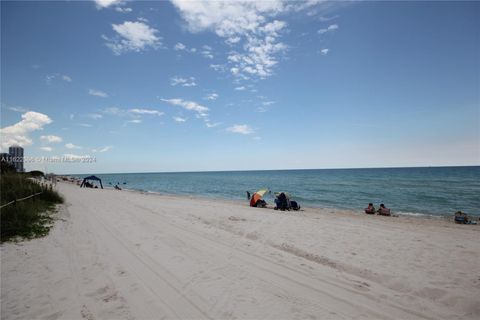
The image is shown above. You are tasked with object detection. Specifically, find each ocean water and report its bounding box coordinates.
[78,166,480,218]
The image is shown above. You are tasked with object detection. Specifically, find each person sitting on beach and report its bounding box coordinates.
[454,211,470,224]
[377,204,391,216]
[365,203,375,214]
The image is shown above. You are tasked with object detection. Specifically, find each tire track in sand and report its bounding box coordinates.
[122,201,436,320]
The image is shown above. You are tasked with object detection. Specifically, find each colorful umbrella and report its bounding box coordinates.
[250,188,269,206]
[255,189,269,197]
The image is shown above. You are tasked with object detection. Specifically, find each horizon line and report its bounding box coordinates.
[59,164,480,176]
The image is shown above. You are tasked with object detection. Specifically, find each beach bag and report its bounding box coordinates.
[256,199,267,208]
[291,201,300,211]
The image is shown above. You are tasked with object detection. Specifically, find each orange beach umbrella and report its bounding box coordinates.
[250,188,269,206]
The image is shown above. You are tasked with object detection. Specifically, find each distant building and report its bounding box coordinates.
[8,145,24,172]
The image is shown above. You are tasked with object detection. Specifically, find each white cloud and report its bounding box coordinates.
[45,74,56,84]
[129,108,164,116]
[210,64,226,72]
[320,48,330,55]
[86,113,103,120]
[88,89,109,98]
[171,1,284,36]
[170,76,197,87]
[115,7,132,13]
[202,52,214,59]
[260,20,286,37]
[257,100,275,112]
[65,143,82,149]
[174,42,187,50]
[102,107,164,120]
[204,93,219,101]
[205,122,221,128]
[201,45,214,59]
[40,135,63,143]
[8,106,29,113]
[171,1,288,80]
[318,24,338,34]
[102,107,124,116]
[127,119,142,124]
[319,15,340,22]
[160,98,209,118]
[45,73,72,84]
[78,123,93,127]
[105,21,162,55]
[226,124,255,135]
[94,0,123,9]
[171,1,341,81]
[173,42,198,53]
[0,111,52,150]
[173,116,187,122]
[256,107,268,113]
[40,146,53,152]
[235,86,246,91]
[225,36,241,45]
[98,146,113,152]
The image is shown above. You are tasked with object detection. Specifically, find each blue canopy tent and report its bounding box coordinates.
[80,175,103,189]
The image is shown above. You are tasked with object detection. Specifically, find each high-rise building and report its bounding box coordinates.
[8,145,24,172]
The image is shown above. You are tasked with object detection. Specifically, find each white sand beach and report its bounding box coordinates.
[1,182,479,320]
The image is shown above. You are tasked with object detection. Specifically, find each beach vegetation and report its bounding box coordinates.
[0,172,63,242]
[28,170,45,178]
[1,161,16,174]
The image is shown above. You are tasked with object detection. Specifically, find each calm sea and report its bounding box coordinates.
[77,166,480,218]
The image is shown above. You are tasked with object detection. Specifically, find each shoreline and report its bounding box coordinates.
[60,179,476,234]
[66,166,480,219]
[102,183,471,226]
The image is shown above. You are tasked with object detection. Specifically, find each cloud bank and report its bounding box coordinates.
[0,111,52,150]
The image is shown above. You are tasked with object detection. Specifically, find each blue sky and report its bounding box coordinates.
[1,0,479,174]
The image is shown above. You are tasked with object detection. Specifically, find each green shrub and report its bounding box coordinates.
[28,170,45,178]
[1,174,63,242]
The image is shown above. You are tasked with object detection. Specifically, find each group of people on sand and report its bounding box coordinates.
[454,211,477,224]
[365,203,391,216]
[83,181,98,188]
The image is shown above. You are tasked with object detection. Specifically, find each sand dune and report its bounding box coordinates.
[1,182,479,319]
